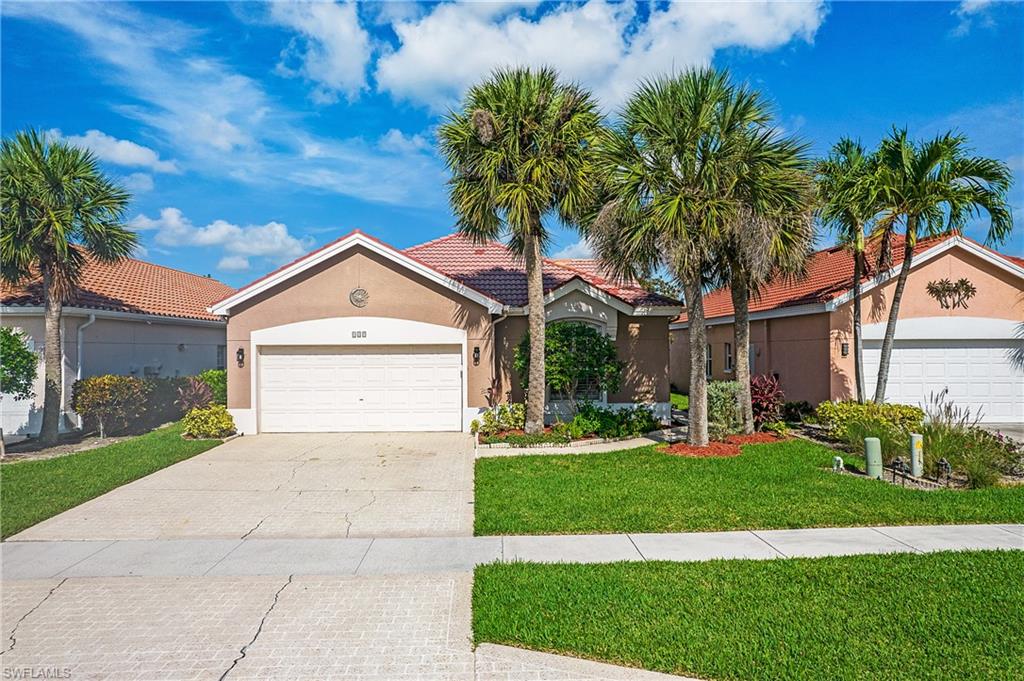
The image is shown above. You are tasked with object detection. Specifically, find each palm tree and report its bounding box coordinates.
[815,138,880,403]
[717,137,816,433]
[585,67,781,446]
[1,129,136,444]
[437,67,602,433]
[870,128,1013,404]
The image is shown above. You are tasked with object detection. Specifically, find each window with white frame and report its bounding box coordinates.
[706,343,712,378]
[724,342,733,372]
[547,319,608,402]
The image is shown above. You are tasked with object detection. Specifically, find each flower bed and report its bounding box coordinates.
[663,432,782,458]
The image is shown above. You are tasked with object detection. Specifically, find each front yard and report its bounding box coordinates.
[473,550,1024,681]
[474,438,1024,535]
[0,422,221,538]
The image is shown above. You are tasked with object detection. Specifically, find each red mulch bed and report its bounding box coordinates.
[664,432,782,458]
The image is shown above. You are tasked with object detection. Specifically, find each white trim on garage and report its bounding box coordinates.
[861,316,1020,341]
[229,316,471,435]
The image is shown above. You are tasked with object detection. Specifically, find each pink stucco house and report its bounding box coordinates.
[669,234,1024,424]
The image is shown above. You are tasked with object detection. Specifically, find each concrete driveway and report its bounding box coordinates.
[11,432,475,541]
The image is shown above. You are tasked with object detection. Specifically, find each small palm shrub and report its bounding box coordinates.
[176,377,213,413]
[816,400,924,440]
[750,374,784,430]
[72,375,150,437]
[182,403,236,439]
[707,381,742,440]
[198,369,227,405]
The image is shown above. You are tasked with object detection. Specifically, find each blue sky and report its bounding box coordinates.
[3,0,1022,286]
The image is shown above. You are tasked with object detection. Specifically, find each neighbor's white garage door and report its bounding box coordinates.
[259,345,462,432]
[864,340,1024,423]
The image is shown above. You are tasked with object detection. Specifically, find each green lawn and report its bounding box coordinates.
[474,439,1024,535]
[473,551,1024,681]
[670,391,688,410]
[1,423,221,539]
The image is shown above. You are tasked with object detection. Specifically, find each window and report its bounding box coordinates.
[216,345,226,370]
[550,376,603,402]
[724,343,733,372]
[706,343,712,378]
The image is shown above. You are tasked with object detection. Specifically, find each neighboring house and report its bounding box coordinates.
[209,230,682,434]
[669,234,1024,424]
[1,255,233,435]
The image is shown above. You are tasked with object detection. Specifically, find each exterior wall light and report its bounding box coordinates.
[473,346,480,366]
[841,342,849,357]
[236,347,245,367]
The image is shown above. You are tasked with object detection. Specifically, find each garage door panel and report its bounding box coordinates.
[864,339,1023,423]
[259,345,463,432]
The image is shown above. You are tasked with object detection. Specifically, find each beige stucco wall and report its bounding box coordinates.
[225,246,495,410]
[829,246,1024,400]
[669,245,1024,406]
[1,313,225,435]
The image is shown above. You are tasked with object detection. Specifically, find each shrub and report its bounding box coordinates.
[750,374,784,430]
[144,377,189,425]
[762,420,790,437]
[176,377,213,413]
[0,327,37,401]
[920,390,1013,488]
[475,403,526,436]
[72,375,150,437]
[842,415,908,462]
[198,369,227,405]
[574,402,659,439]
[182,403,236,439]
[707,381,741,438]
[815,400,924,441]
[783,400,813,424]
[514,321,623,412]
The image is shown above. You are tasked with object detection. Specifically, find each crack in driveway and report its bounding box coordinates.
[344,491,377,538]
[2,578,67,655]
[274,459,313,492]
[219,574,293,680]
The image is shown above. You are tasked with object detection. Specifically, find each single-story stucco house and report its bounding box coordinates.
[209,230,682,434]
[670,234,1024,424]
[1,255,233,435]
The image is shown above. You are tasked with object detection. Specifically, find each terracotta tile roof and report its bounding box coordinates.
[674,233,1021,324]
[405,233,681,308]
[1,253,234,322]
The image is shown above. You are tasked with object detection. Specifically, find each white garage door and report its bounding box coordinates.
[864,340,1024,423]
[259,345,462,432]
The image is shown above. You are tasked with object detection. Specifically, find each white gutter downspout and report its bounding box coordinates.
[74,314,97,427]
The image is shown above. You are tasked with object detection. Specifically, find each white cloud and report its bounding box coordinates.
[952,0,997,36]
[375,0,826,111]
[552,239,593,259]
[268,1,371,104]
[217,255,251,272]
[48,129,180,173]
[7,2,444,206]
[121,172,154,193]
[378,128,430,154]
[129,207,313,272]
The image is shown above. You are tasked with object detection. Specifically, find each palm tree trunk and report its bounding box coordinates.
[873,226,915,404]
[523,225,546,434]
[40,268,63,444]
[684,278,709,446]
[851,248,865,403]
[730,275,753,434]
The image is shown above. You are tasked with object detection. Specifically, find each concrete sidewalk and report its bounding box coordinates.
[4,523,1021,580]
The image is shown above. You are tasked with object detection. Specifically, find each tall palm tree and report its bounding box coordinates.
[870,128,1012,404]
[1,129,136,444]
[717,138,816,433]
[585,67,779,446]
[815,138,880,403]
[437,67,602,433]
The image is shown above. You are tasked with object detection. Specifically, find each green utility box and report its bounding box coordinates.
[864,437,883,479]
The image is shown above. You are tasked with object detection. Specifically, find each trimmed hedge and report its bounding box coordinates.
[182,403,236,439]
[815,400,924,440]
